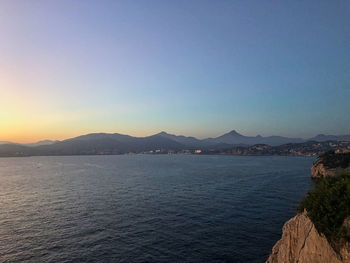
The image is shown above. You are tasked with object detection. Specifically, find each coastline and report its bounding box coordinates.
[266,152,350,263]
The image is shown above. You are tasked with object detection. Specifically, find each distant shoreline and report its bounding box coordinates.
[0,134,349,158]
[0,152,318,158]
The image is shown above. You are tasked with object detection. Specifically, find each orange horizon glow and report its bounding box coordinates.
[1,1,349,144]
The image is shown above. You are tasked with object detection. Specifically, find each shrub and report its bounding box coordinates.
[319,151,350,169]
[298,172,350,242]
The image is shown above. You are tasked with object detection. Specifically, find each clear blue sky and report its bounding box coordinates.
[1,0,349,142]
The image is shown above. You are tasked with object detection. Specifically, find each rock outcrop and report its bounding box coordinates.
[311,152,350,179]
[268,152,350,262]
[266,211,350,263]
[311,159,350,179]
[311,159,337,178]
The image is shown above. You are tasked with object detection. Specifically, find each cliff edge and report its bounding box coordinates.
[267,152,350,262]
[266,211,349,263]
[311,158,338,178]
[311,151,350,179]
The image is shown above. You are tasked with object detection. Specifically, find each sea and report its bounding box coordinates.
[0,155,315,263]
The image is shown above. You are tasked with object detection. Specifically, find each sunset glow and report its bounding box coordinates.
[1,1,350,143]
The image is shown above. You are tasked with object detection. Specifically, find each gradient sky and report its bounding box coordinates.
[1,0,350,143]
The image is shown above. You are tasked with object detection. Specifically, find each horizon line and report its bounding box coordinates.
[1,129,350,145]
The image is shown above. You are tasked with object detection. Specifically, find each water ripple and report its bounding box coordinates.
[0,155,314,262]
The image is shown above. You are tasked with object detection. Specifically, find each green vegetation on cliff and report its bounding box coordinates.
[319,151,350,168]
[298,171,350,241]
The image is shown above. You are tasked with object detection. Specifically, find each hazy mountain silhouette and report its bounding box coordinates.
[0,141,14,145]
[308,134,350,142]
[204,130,304,146]
[155,131,210,147]
[25,140,58,147]
[0,144,34,157]
[0,140,57,146]
[1,130,350,157]
[32,132,186,156]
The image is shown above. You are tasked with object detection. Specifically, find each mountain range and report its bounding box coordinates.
[1,130,350,157]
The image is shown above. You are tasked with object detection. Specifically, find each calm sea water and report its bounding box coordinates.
[0,155,314,263]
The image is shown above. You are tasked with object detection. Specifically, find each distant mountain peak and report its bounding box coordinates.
[156,131,172,137]
[24,139,58,147]
[227,130,243,136]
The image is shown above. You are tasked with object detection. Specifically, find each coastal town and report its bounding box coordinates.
[142,141,350,157]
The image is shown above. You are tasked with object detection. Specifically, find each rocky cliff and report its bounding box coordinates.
[267,152,350,262]
[266,211,350,263]
[311,152,350,179]
[311,158,338,178]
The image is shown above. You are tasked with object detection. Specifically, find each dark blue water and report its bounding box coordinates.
[0,155,314,263]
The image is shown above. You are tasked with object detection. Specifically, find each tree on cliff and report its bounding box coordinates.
[298,172,350,243]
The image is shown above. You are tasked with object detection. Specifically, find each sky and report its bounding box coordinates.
[1,0,350,143]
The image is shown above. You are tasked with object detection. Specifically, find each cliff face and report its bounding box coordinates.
[268,152,350,262]
[266,211,350,263]
[311,159,350,179]
[311,159,337,178]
